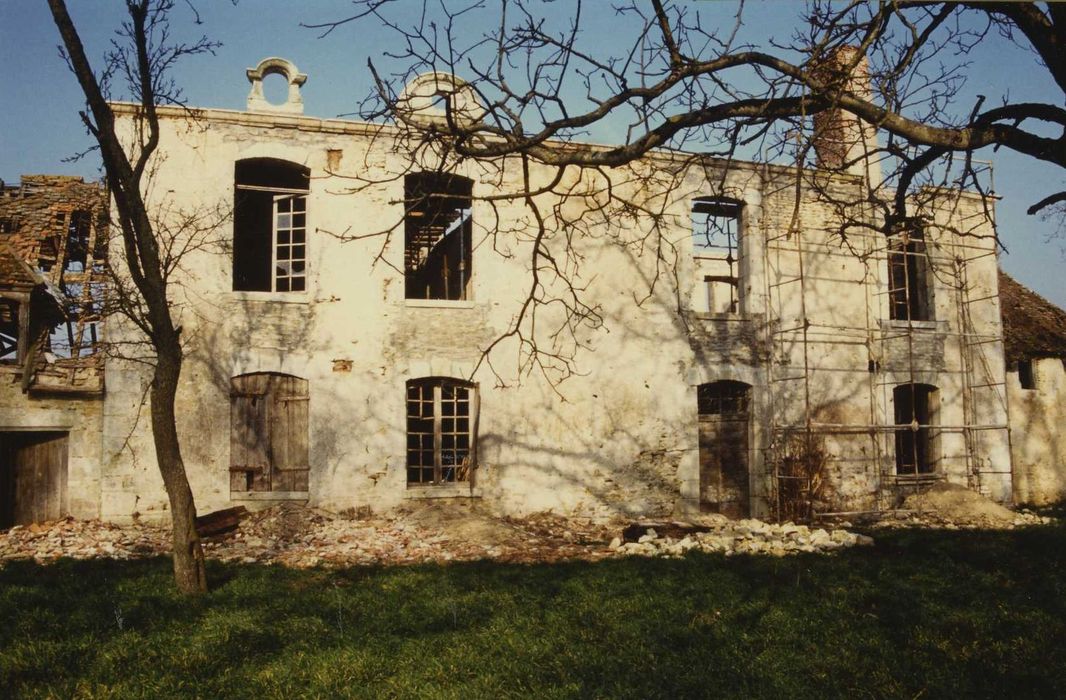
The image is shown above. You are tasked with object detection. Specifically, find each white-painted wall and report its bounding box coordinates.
[98,102,1012,523]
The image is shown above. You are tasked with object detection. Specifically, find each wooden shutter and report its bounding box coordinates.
[270,375,309,492]
[230,374,271,491]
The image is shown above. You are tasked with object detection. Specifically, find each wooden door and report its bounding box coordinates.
[0,431,69,527]
[231,373,309,492]
[698,382,751,517]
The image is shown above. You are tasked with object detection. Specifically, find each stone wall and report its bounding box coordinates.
[98,101,1012,523]
[1009,357,1066,505]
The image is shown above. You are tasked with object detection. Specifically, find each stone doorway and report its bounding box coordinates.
[0,431,69,527]
[698,381,751,517]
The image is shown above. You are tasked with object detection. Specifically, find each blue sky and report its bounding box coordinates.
[1,0,1062,307]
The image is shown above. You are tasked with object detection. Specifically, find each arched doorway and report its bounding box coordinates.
[697,380,752,517]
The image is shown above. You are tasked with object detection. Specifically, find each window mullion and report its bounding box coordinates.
[433,384,443,485]
[271,196,280,293]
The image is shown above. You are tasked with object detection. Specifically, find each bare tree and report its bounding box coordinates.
[47,0,219,594]
[315,1,1063,211]
[303,0,1062,381]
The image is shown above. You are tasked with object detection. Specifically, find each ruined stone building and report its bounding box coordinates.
[1,58,1062,527]
[0,175,107,526]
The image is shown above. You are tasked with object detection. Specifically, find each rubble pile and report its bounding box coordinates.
[1,495,1054,569]
[874,482,1054,530]
[0,517,169,563]
[0,503,619,569]
[609,517,874,558]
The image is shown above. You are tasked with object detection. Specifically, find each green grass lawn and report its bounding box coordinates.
[2,521,1066,699]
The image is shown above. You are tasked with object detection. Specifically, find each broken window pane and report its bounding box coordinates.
[406,377,477,485]
[697,380,750,417]
[888,229,933,321]
[233,159,310,292]
[404,173,473,300]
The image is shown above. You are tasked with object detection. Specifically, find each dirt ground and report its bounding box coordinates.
[0,488,1053,568]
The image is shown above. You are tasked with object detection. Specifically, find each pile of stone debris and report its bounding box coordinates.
[609,517,874,558]
[0,492,1054,569]
[873,482,1054,530]
[0,518,168,564]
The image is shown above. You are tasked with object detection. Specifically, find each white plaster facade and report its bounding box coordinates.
[1009,359,1066,504]
[75,67,1019,524]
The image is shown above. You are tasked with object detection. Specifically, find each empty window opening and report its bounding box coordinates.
[0,218,15,234]
[697,380,751,517]
[0,298,20,362]
[233,158,310,292]
[1018,360,1036,390]
[63,210,91,272]
[230,373,310,492]
[404,173,473,300]
[893,383,938,475]
[48,279,104,360]
[703,275,739,315]
[407,377,478,486]
[888,229,933,321]
[691,198,741,313]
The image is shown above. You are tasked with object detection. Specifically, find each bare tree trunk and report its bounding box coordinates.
[47,0,210,594]
[150,340,207,593]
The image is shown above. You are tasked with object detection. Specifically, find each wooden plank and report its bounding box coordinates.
[195,505,248,537]
[6,432,67,525]
[0,436,14,528]
[698,417,749,517]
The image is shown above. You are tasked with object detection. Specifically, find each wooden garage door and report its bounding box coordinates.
[697,382,751,518]
[0,431,69,528]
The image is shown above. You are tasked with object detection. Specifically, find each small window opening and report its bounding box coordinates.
[894,383,938,475]
[404,173,473,300]
[0,299,20,362]
[0,218,15,234]
[233,158,310,292]
[888,229,932,321]
[1018,360,1036,390]
[63,210,91,272]
[697,380,750,416]
[261,71,290,106]
[692,198,741,313]
[406,377,477,485]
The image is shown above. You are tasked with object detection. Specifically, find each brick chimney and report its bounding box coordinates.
[811,46,881,188]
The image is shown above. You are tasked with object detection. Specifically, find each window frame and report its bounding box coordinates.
[403,173,474,302]
[233,159,311,294]
[893,382,939,476]
[406,377,478,487]
[691,197,743,315]
[270,193,308,293]
[887,229,933,322]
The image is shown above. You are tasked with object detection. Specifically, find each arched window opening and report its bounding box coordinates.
[404,173,473,300]
[406,377,478,486]
[233,158,310,292]
[893,383,939,475]
[697,380,752,516]
[230,372,309,492]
